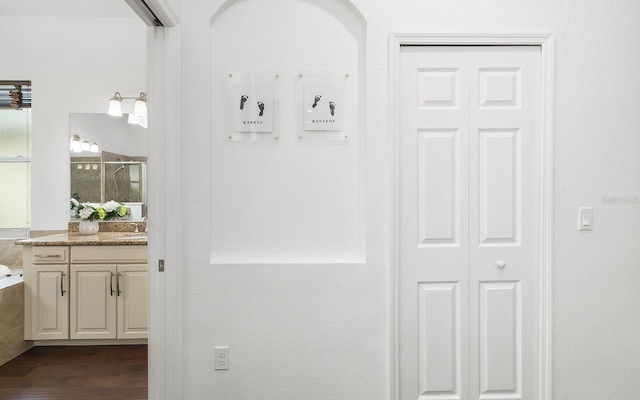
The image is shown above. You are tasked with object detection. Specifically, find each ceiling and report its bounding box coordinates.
[0,0,137,17]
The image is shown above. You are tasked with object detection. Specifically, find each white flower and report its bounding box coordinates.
[103,200,120,213]
[79,206,95,220]
[70,198,79,208]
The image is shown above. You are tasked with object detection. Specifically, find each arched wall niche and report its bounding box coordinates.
[209,0,367,264]
[210,0,366,29]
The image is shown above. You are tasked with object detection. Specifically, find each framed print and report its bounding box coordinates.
[226,72,279,143]
[295,72,350,143]
[303,80,344,131]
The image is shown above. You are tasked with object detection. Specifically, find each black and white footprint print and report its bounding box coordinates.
[257,102,265,117]
[312,95,321,108]
[329,101,336,116]
[240,95,248,110]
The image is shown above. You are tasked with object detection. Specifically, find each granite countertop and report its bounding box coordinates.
[16,232,148,246]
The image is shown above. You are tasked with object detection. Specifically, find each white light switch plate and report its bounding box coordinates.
[578,207,593,231]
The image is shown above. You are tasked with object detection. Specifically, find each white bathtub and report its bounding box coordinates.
[0,269,23,290]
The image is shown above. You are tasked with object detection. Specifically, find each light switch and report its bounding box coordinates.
[578,207,593,231]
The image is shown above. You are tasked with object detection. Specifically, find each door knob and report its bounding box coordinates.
[495,260,506,269]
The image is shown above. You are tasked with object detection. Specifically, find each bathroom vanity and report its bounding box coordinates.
[17,232,148,344]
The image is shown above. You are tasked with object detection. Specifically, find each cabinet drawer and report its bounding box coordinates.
[32,246,69,264]
[71,245,148,263]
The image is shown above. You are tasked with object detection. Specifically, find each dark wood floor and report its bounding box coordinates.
[0,345,147,399]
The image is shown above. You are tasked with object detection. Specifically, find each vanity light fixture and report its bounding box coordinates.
[70,135,100,154]
[108,92,123,117]
[108,91,148,128]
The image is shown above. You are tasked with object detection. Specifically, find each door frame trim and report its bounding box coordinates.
[147,25,184,400]
[388,33,555,400]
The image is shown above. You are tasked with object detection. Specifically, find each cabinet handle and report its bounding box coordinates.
[117,272,122,296]
[110,272,115,296]
[60,272,66,297]
[35,254,61,258]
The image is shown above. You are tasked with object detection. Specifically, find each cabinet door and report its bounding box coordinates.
[117,264,148,339]
[32,265,69,340]
[70,264,117,339]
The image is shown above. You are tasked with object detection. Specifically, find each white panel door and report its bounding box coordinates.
[399,46,540,400]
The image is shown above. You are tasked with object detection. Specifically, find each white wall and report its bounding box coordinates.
[0,16,146,230]
[178,0,640,398]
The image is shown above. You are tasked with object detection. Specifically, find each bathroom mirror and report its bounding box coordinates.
[69,113,148,220]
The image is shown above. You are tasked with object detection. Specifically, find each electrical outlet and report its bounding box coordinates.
[214,346,229,370]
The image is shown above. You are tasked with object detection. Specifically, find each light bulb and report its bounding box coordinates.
[89,140,99,153]
[81,139,90,151]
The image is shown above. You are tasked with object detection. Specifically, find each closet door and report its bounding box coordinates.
[399,47,471,400]
[467,47,540,400]
[398,46,540,400]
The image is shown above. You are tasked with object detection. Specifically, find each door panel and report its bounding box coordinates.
[478,129,521,245]
[33,266,69,340]
[478,281,521,396]
[399,46,540,400]
[400,47,470,400]
[418,129,461,246]
[418,282,461,397]
[468,48,540,400]
[70,264,117,339]
[117,264,149,339]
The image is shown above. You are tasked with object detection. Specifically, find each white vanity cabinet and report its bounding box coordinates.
[23,242,148,342]
[70,246,148,340]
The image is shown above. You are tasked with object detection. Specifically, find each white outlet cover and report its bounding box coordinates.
[214,346,229,370]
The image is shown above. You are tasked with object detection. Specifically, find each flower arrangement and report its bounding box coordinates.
[70,199,127,221]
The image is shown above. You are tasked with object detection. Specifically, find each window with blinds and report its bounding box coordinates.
[0,81,31,110]
[0,80,31,238]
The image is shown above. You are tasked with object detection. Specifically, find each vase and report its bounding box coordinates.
[79,219,99,235]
